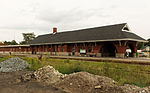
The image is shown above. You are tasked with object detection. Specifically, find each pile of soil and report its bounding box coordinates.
[53,72,126,93]
[121,84,150,93]
[19,65,150,93]
[54,72,150,93]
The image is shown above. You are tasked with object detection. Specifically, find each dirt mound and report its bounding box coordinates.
[54,72,127,93]
[20,66,150,93]
[121,84,150,93]
[21,65,65,85]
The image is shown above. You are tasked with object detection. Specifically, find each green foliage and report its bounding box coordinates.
[3,40,18,45]
[19,41,27,45]
[143,38,150,48]
[137,42,144,49]
[11,57,150,87]
[20,33,35,44]
[146,39,150,46]
[0,57,9,62]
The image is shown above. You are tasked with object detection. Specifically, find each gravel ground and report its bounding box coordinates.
[0,57,29,72]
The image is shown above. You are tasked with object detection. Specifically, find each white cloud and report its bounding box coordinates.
[0,0,150,42]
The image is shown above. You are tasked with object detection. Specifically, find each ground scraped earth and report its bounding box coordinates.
[0,70,66,93]
[1,57,150,93]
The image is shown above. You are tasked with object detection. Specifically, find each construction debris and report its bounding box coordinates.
[19,65,150,93]
[21,65,65,85]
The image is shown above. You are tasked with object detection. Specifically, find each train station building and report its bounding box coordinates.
[28,23,147,58]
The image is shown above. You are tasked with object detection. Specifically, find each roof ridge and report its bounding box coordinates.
[60,23,127,33]
[29,23,147,45]
[39,23,127,37]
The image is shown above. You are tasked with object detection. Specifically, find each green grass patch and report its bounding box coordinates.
[2,56,150,87]
[0,57,9,62]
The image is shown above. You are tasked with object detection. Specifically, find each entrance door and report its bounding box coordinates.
[126,44,134,57]
[101,43,116,57]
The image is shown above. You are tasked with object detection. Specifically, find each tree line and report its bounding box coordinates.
[138,39,150,49]
[2,33,35,45]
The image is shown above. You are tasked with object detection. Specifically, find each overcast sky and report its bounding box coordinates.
[0,0,150,42]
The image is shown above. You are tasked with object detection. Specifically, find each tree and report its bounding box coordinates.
[3,40,18,45]
[146,38,150,46]
[11,40,18,45]
[143,38,150,47]
[137,42,144,49]
[19,41,27,45]
[20,33,35,44]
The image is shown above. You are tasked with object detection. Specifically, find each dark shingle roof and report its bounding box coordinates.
[29,23,147,45]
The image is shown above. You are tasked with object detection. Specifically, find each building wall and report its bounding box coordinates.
[0,41,138,58]
[0,46,31,54]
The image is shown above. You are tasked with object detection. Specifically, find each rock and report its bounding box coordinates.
[16,79,21,83]
[33,65,65,85]
[20,65,66,85]
[70,83,72,86]
[95,85,102,89]
[21,73,35,82]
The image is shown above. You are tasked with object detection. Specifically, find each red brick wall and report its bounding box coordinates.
[92,45,102,53]
[114,44,127,53]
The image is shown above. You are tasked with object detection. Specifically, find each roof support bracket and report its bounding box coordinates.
[136,42,138,47]
[83,43,85,47]
[119,41,122,46]
[95,42,97,46]
[124,41,128,46]
[75,43,77,47]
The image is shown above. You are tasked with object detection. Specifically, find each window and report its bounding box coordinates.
[122,24,130,31]
[88,48,92,52]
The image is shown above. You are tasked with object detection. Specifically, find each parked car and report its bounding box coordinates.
[139,52,147,57]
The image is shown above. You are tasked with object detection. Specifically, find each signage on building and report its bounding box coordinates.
[80,49,86,53]
[146,46,149,51]
[126,49,131,53]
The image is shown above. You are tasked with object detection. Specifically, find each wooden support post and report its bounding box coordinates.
[124,41,128,46]
[119,41,122,46]
[95,42,97,46]
[136,42,138,47]
[83,43,85,47]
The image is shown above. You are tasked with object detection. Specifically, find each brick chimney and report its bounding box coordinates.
[53,27,57,34]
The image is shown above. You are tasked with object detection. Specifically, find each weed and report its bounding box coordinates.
[10,57,150,87]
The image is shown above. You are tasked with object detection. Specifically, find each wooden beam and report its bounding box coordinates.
[136,42,138,47]
[119,41,122,46]
[95,42,97,46]
[124,41,128,46]
[75,43,77,47]
[83,43,85,47]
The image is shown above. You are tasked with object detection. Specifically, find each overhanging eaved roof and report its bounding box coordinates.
[29,23,147,45]
[0,45,30,48]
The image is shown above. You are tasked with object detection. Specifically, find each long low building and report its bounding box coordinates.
[0,45,31,54]
[0,23,147,57]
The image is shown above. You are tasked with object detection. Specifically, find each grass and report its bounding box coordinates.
[0,57,9,62]
[1,56,150,87]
